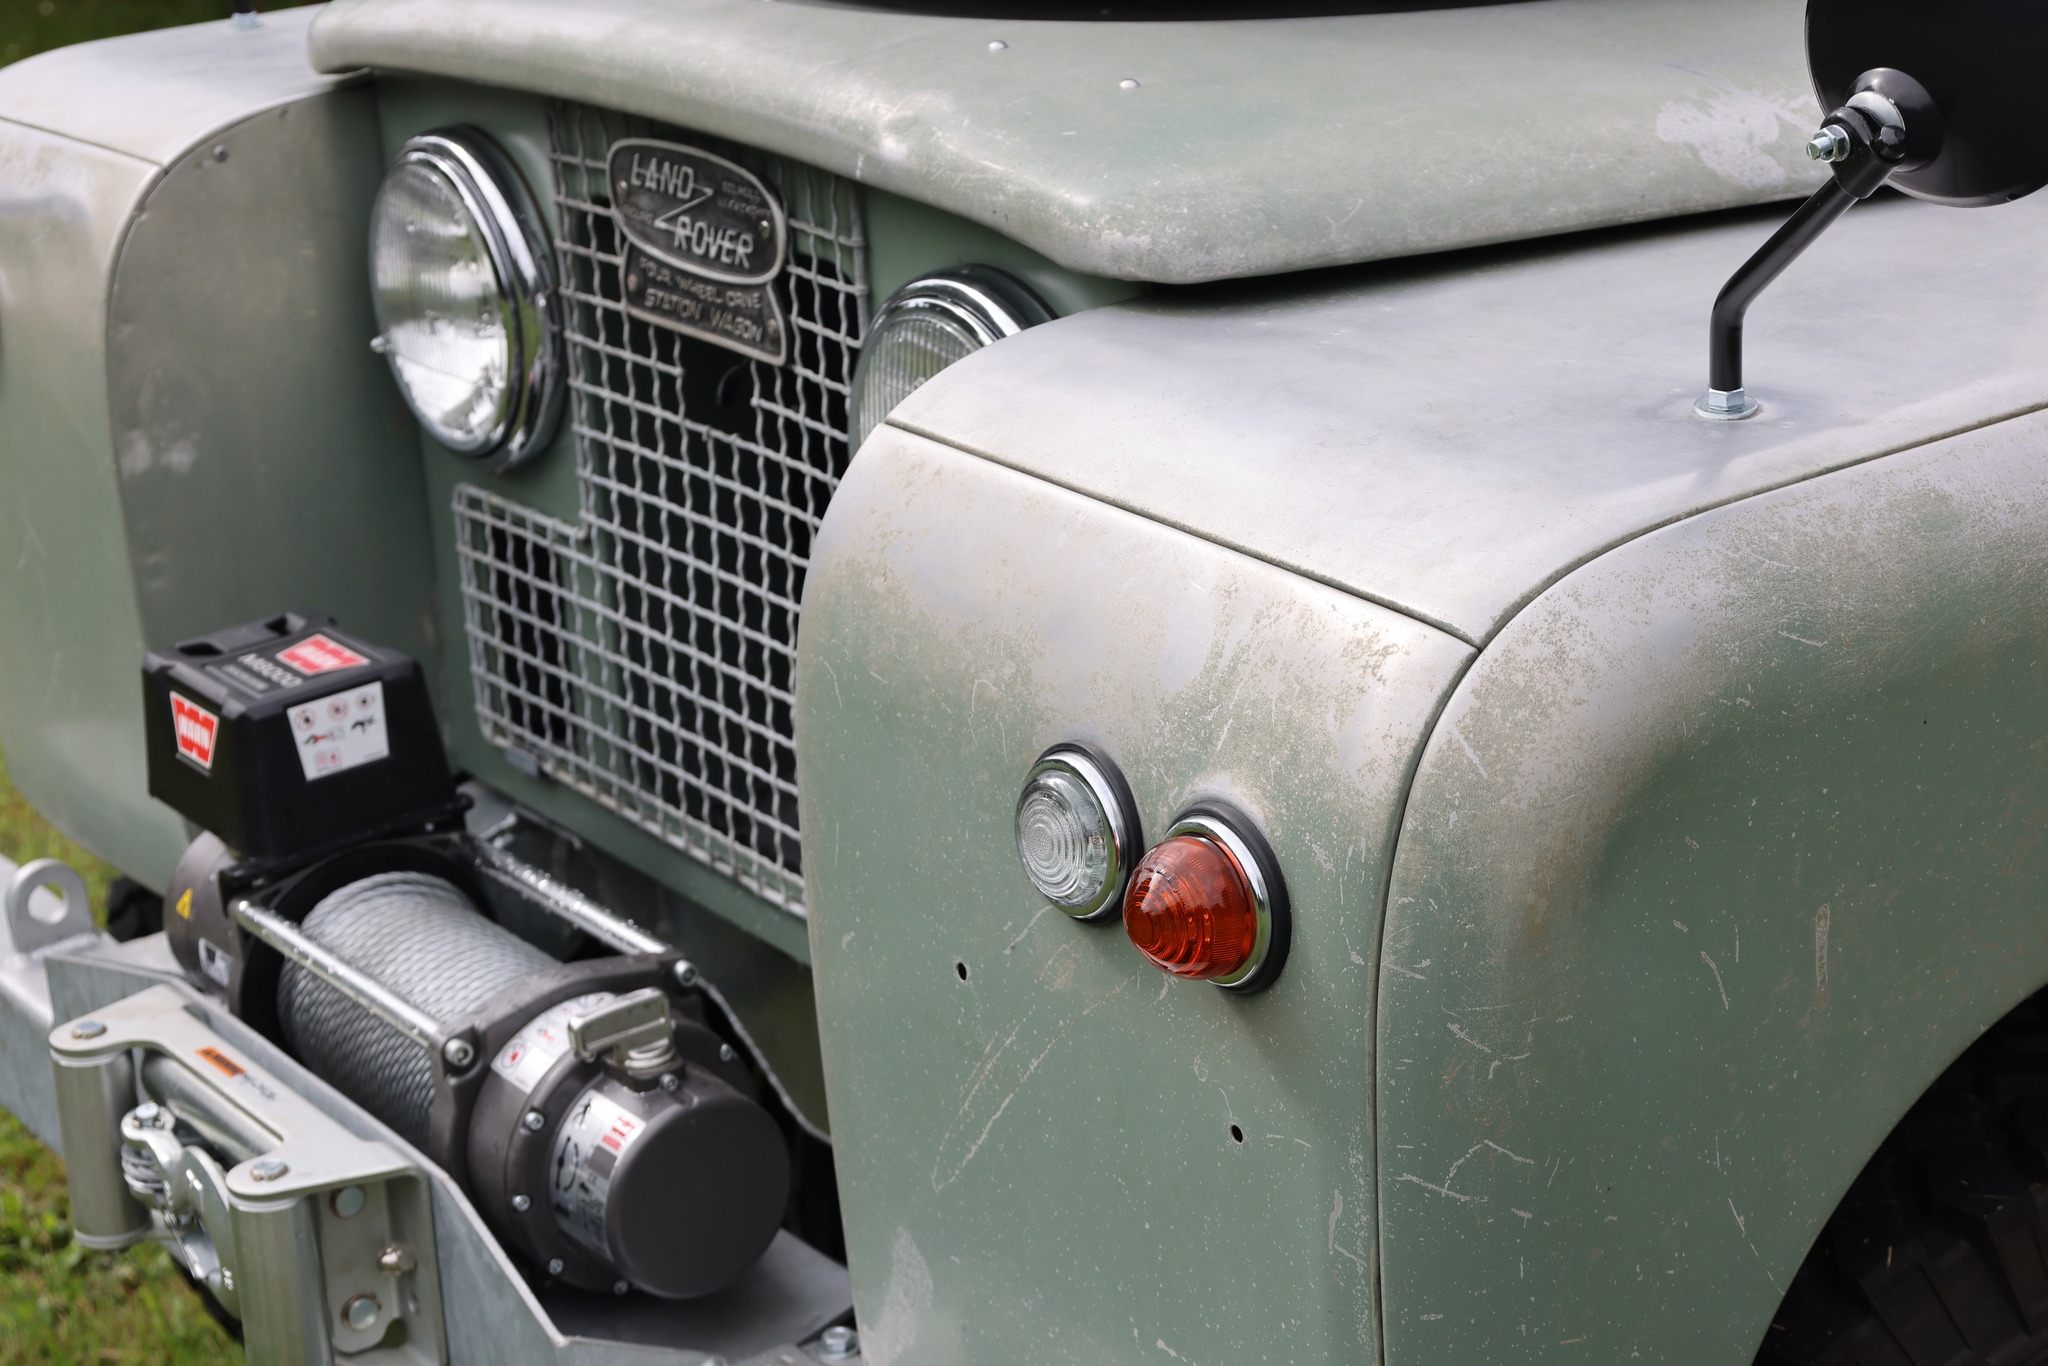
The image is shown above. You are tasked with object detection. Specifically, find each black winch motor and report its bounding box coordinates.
[146,611,792,1300]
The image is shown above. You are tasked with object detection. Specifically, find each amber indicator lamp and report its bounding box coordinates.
[1123,802,1289,993]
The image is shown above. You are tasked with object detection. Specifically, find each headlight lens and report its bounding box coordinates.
[370,129,561,470]
[849,265,1050,450]
[1014,745,1141,921]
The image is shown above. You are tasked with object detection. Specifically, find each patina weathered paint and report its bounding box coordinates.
[308,0,1827,284]
[1379,413,2048,1361]
[891,190,2048,645]
[800,429,1471,1364]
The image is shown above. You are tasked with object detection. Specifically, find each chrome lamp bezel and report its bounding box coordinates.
[1165,803,1291,993]
[1015,743,1143,923]
[370,127,564,472]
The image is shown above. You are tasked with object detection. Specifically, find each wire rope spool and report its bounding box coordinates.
[265,866,789,1299]
[278,872,556,1145]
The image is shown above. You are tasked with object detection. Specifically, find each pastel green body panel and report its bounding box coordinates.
[309,0,1826,284]
[0,13,430,890]
[1377,413,2048,1362]
[0,124,168,883]
[799,427,1472,1364]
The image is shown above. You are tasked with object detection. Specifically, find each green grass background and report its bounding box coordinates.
[0,6,323,1360]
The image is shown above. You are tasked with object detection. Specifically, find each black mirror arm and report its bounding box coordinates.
[1696,68,1938,421]
[1705,177,1858,404]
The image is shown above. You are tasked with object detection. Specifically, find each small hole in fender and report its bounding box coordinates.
[1229,1124,1245,1145]
[954,961,970,982]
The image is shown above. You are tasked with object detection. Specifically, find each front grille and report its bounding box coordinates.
[453,103,870,916]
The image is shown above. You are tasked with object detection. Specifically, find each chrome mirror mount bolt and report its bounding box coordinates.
[1807,123,1853,162]
[1693,386,1760,421]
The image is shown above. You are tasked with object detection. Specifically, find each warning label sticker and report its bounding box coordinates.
[287,681,391,781]
[492,992,617,1095]
[277,633,370,676]
[551,1085,646,1252]
[170,693,219,772]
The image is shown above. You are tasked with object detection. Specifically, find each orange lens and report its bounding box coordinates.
[1123,835,1259,980]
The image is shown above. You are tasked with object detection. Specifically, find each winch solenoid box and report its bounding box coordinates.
[142,611,459,862]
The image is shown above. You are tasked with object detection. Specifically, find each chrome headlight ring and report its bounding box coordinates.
[370,127,564,471]
[849,264,1052,450]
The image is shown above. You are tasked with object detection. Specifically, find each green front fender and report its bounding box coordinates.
[1377,408,2048,1361]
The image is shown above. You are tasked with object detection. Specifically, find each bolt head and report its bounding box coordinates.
[523,1109,546,1132]
[718,1043,737,1063]
[330,1185,367,1218]
[547,1258,565,1276]
[442,1037,476,1068]
[1694,387,1759,421]
[376,1243,418,1275]
[511,1193,532,1212]
[672,959,700,988]
[658,1073,680,1092]
[250,1157,289,1182]
[70,1020,106,1040]
[133,1102,162,1127]
[819,1324,860,1359]
[1806,124,1851,163]
[342,1293,381,1332]
[612,1279,630,1296]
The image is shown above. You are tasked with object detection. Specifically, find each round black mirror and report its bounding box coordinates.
[1809,0,2048,206]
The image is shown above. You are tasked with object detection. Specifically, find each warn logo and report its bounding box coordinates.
[170,693,219,772]
[277,633,369,676]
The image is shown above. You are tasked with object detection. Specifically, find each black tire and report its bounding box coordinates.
[1758,996,2048,1366]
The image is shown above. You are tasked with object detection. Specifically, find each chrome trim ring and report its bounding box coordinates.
[849,264,1052,447]
[1016,743,1142,923]
[1166,803,1291,993]
[372,127,564,471]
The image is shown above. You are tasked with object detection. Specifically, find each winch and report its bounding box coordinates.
[145,612,793,1301]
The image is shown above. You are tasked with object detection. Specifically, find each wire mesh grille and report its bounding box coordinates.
[453,103,869,916]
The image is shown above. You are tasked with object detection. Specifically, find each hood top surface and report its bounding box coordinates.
[892,191,2048,645]
[311,0,1827,284]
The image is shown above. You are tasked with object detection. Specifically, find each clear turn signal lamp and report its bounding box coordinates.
[1014,745,1141,922]
[1124,804,1290,993]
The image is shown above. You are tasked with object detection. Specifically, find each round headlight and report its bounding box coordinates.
[1014,744,1141,922]
[849,265,1051,450]
[370,128,562,470]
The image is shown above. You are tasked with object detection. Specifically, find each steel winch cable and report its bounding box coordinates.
[276,872,555,1146]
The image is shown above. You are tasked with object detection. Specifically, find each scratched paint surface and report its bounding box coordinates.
[1378,411,2048,1362]
[799,430,1471,1365]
